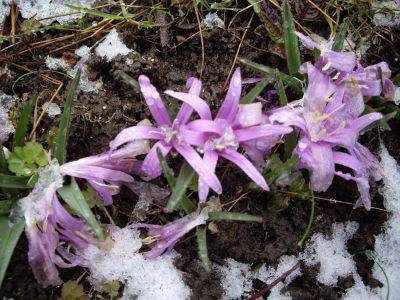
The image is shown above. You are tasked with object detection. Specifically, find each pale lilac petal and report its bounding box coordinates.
[62,165,134,183]
[383,78,395,100]
[139,75,172,126]
[186,119,225,135]
[343,90,365,118]
[295,31,320,50]
[109,125,163,150]
[198,150,218,202]
[235,124,293,143]
[350,112,382,133]
[174,143,222,194]
[88,179,114,206]
[351,142,382,181]
[324,50,356,72]
[142,141,172,180]
[176,77,202,124]
[322,128,357,148]
[269,108,307,132]
[179,126,208,147]
[219,149,269,191]
[305,143,335,192]
[234,102,263,128]
[164,90,212,120]
[333,151,363,174]
[216,68,242,122]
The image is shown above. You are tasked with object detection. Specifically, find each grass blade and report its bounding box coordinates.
[58,178,104,240]
[13,95,37,149]
[165,162,195,212]
[119,71,140,93]
[65,4,126,20]
[239,58,303,95]
[55,70,80,164]
[0,148,7,173]
[0,217,25,288]
[0,174,30,189]
[240,80,269,104]
[208,211,262,223]
[157,149,196,214]
[332,19,349,52]
[282,0,301,75]
[246,0,261,13]
[197,225,211,270]
[0,201,12,216]
[298,188,315,246]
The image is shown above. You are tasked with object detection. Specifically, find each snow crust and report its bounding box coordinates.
[95,29,133,62]
[372,1,400,27]
[16,0,96,25]
[46,45,103,93]
[83,227,191,300]
[42,102,61,117]
[0,0,11,24]
[202,12,225,29]
[0,91,16,142]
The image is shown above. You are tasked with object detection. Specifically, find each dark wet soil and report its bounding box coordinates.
[1,5,399,300]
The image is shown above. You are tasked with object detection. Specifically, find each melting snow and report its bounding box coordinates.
[95,29,133,62]
[0,0,11,24]
[46,45,103,93]
[16,0,96,25]
[83,227,191,300]
[0,91,16,143]
[372,1,400,27]
[42,102,61,117]
[202,12,225,29]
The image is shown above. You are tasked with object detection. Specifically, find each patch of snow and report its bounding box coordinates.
[0,0,11,24]
[301,221,359,286]
[16,0,96,25]
[83,227,191,300]
[95,29,133,62]
[42,102,61,117]
[46,45,103,93]
[0,91,17,143]
[217,258,253,299]
[372,1,400,27]
[202,12,225,29]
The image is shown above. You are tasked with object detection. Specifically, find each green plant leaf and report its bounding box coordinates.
[58,178,104,240]
[208,211,263,223]
[13,95,37,149]
[298,188,315,246]
[197,225,211,270]
[55,70,81,164]
[332,19,349,52]
[65,4,128,20]
[0,201,12,216]
[282,0,301,75]
[119,71,140,93]
[240,80,269,104]
[7,142,47,176]
[239,58,303,95]
[165,162,195,212]
[0,147,7,173]
[0,174,30,189]
[246,0,261,13]
[0,217,25,288]
[264,155,300,183]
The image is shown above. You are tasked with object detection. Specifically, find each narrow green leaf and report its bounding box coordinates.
[119,71,141,93]
[0,147,7,173]
[365,250,390,300]
[240,80,269,104]
[0,201,12,215]
[55,70,80,164]
[13,95,37,149]
[208,211,263,223]
[65,4,126,20]
[0,217,25,288]
[282,0,301,75]
[239,58,303,95]
[157,149,196,214]
[58,178,104,240]
[363,105,397,132]
[276,72,288,106]
[298,188,315,246]
[165,162,195,212]
[246,0,261,13]
[0,174,30,189]
[332,20,349,52]
[197,225,211,270]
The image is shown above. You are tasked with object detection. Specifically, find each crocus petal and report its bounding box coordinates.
[174,143,222,194]
[176,77,202,124]
[164,90,212,120]
[324,50,356,73]
[179,126,208,147]
[219,149,269,191]
[322,128,357,149]
[383,78,395,100]
[62,165,134,183]
[295,31,320,50]
[350,112,382,134]
[216,68,242,123]
[307,143,335,192]
[142,141,172,180]
[269,108,307,132]
[235,124,293,143]
[343,90,365,118]
[186,119,225,135]
[88,180,114,206]
[234,102,263,128]
[333,151,363,174]
[109,125,163,150]
[351,142,382,181]
[139,75,172,126]
[198,150,218,202]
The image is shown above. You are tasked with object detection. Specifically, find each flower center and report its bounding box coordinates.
[160,119,182,144]
[205,126,238,152]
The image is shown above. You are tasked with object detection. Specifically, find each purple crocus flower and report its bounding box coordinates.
[61,139,149,206]
[270,63,382,209]
[109,76,222,195]
[167,68,293,202]
[17,160,92,286]
[295,31,356,72]
[133,209,208,258]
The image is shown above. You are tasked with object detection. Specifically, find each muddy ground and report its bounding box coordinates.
[0,7,399,299]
